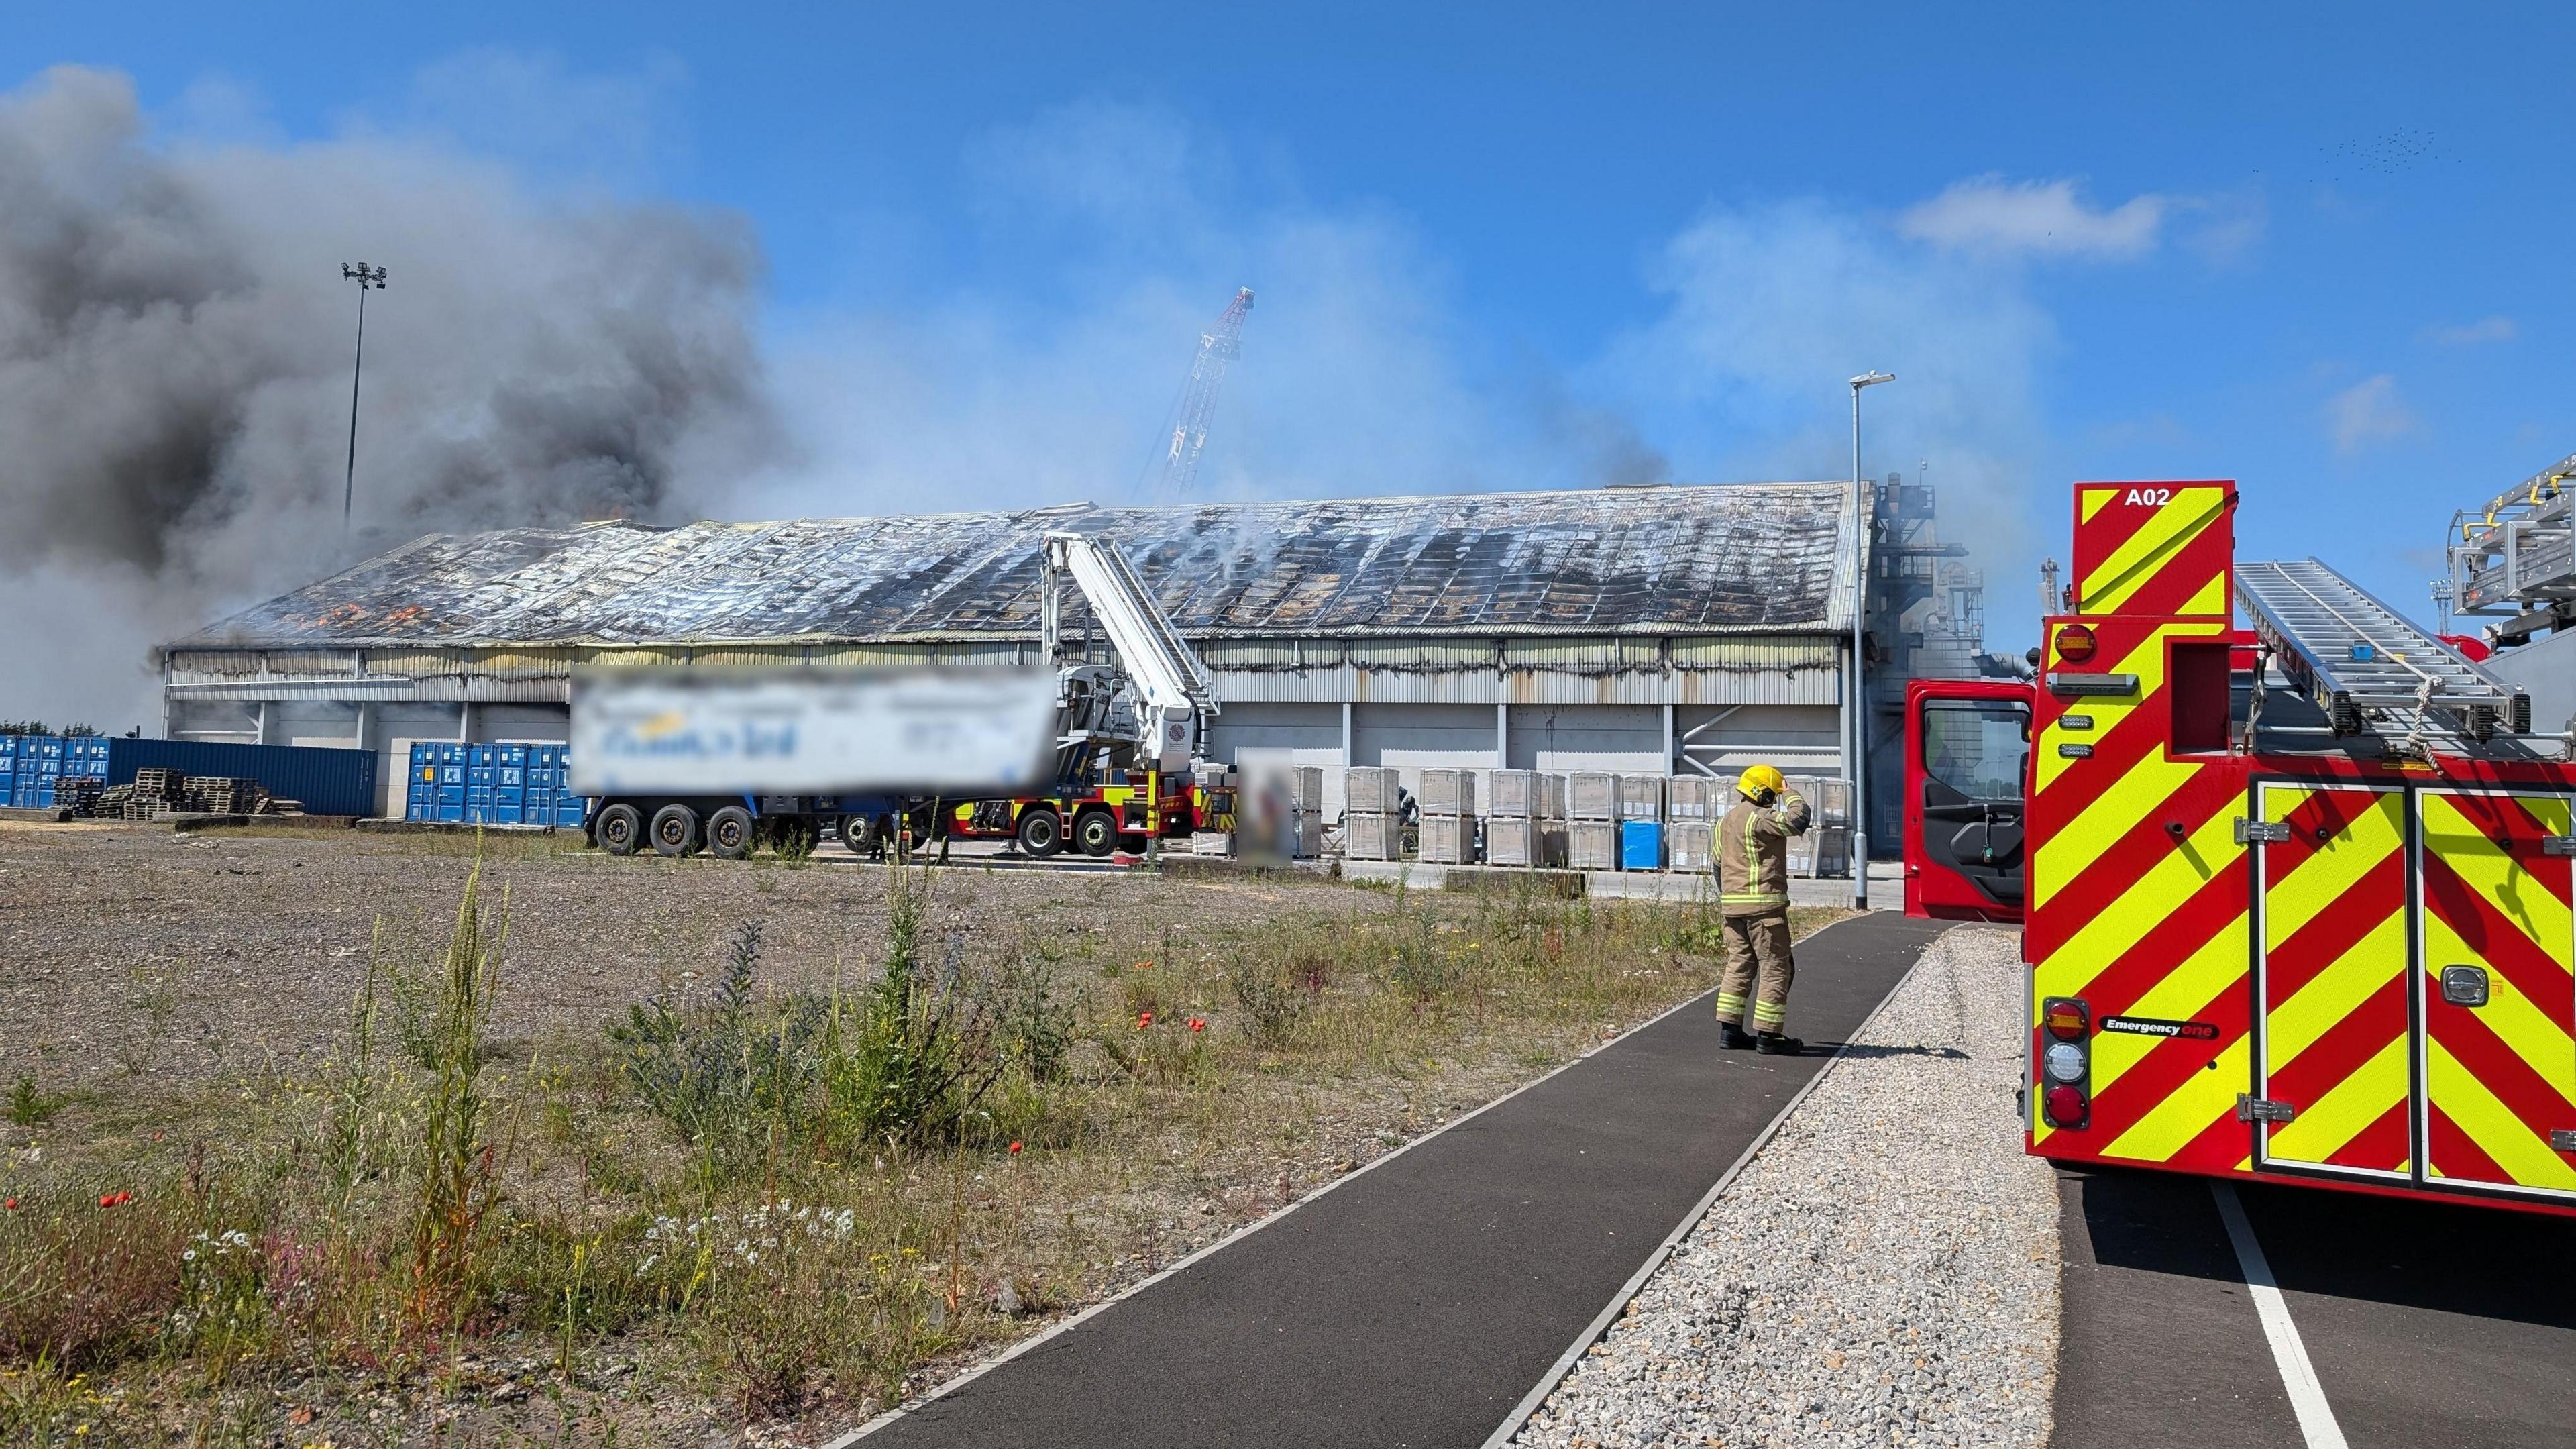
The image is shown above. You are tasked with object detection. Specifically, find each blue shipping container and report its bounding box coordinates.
[405,739,588,826]
[1620,820,1664,872]
[102,738,378,817]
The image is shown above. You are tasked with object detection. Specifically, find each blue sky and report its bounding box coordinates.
[9,3,2571,669]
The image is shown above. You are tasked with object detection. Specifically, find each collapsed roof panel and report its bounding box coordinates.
[177,483,1860,649]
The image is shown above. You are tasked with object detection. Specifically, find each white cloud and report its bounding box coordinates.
[1899,176,2168,260]
[2324,374,2418,455]
[2424,315,2516,346]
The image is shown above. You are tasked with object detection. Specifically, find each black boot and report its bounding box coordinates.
[1754,1032,1805,1056]
[1718,1021,1757,1051]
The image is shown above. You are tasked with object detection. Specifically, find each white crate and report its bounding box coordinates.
[1418,767,1477,818]
[1784,775,1851,828]
[1788,824,1851,878]
[1487,817,1567,867]
[1344,767,1401,815]
[1344,810,1401,861]
[1291,767,1324,812]
[1616,775,1663,821]
[1191,831,1234,857]
[1669,821,1715,873]
[1418,814,1475,864]
[1665,775,1716,820]
[1567,771,1618,820]
[1568,820,1620,871]
[1489,769,1560,818]
[1292,812,1320,859]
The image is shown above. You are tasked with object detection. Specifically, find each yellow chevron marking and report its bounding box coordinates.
[2181,572,2233,619]
[2043,796,2242,983]
[2081,486,2229,614]
[2426,1038,2576,1191]
[2423,794,2575,975]
[2083,908,2249,1097]
[2106,1033,2250,1165]
[2261,788,2404,1073]
[2422,889,2576,1117]
[2081,486,2120,523]
[2031,619,2227,799]
[2268,908,2405,1069]
[2269,1035,2410,1169]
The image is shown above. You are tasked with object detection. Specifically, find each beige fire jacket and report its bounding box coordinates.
[1715,791,1811,916]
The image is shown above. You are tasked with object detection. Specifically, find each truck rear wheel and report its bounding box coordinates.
[650,803,700,857]
[1074,809,1118,857]
[706,805,755,860]
[1016,807,1063,857]
[596,802,642,856]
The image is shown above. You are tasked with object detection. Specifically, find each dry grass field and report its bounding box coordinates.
[0,821,1843,1446]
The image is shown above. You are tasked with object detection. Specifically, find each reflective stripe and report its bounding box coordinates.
[1723,892,1786,907]
[1752,1002,1787,1025]
[1713,991,1748,1014]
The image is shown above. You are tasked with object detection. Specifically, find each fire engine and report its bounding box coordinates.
[936,767,1232,858]
[1907,477,2576,1215]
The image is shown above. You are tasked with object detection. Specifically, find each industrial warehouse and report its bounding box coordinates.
[153,477,1998,846]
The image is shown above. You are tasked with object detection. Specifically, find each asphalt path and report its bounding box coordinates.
[849,910,1950,1448]
[2055,1165,2576,1448]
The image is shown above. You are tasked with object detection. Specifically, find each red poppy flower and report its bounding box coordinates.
[1188,1018,1206,1033]
[1008,1141,1024,1155]
[3,1198,17,1211]
[1136,1010,1155,1028]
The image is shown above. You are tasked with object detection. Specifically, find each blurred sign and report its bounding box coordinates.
[570,666,1058,796]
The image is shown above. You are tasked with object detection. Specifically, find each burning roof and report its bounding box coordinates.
[178,483,1861,649]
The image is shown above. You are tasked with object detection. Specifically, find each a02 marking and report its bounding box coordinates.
[2122,486,2175,507]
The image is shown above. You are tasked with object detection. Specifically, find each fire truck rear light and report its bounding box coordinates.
[2056,624,2097,663]
[2044,1085,2088,1128]
[2043,1000,2089,1040]
[2043,1042,2087,1084]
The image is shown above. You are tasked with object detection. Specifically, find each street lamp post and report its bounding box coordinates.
[1847,370,1894,910]
[339,263,388,530]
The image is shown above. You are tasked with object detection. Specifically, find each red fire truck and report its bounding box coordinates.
[934,768,1230,857]
[1908,480,2576,1215]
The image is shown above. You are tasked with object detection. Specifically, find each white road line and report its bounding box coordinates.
[2212,1182,2350,1449]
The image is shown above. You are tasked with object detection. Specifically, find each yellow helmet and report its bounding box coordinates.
[1737,764,1786,799]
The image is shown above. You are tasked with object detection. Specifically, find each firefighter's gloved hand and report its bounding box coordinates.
[1777,790,1812,837]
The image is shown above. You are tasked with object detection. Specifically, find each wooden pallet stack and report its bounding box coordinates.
[54,777,105,816]
[186,777,270,815]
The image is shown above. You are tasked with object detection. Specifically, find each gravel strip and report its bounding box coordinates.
[1514,926,2057,1449]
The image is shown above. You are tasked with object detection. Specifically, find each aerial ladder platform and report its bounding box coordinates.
[2237,557,2530,744]
[1040,531,1221,775]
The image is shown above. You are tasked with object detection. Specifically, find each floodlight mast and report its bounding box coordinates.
[339,263,388,530]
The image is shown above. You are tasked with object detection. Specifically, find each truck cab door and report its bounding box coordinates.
[1905,680,2033,924]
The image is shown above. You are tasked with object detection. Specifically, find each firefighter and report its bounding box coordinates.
[1713,763,1811,1055]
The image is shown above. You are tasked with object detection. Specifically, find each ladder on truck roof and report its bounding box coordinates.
[2237,557,2528,743]
[1039,531,1220,718]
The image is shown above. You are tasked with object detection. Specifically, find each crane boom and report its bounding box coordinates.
[1155,287,1253,495]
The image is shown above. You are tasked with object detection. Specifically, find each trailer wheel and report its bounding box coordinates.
[1074,809,1118,857]
[1016,807,1063,857]
[596,802,642,856]
[650,803,700,857]
[706,806,755,860]
[828,814,866,855]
